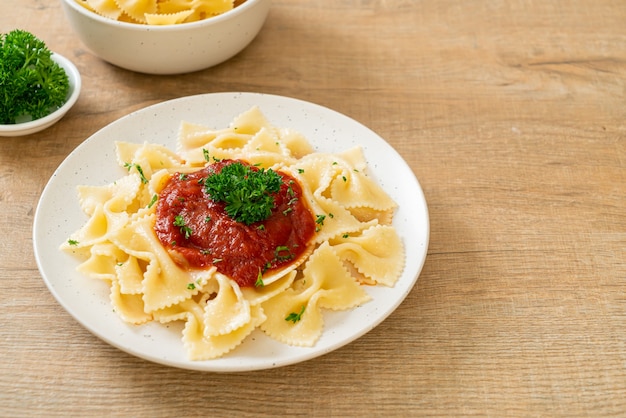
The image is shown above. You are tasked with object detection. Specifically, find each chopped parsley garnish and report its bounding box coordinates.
[124,162,148,184]
[148,194,158,208]
[67,239,79,246]
[315,214,327,232]
[285,305,306,323]
[255,270,264,287]
[187,283,196,290]
[274,245,293,262]
[173,214,192,239]
[203,161,283,225]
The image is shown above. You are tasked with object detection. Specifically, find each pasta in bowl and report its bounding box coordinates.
[34,93,429,371]
[60,0,270,74]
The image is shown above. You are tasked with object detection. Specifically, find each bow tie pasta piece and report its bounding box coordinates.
[203,273,251,337]
[75,242,128,281]
[115,0,158,23]
[329,224,405,287]
[83,0,123,19]
[115,141,184,170]
[177,106,315,166]
[110,279,153,324]
[241,270,297,306]
[145,10,194,25]
[329,150,397,213]
[229,105,278,135]
[177,126,255,165]
[260,242,371,347]
[184,305,266,361]
[60,174,142,254]
[109,213,215,312]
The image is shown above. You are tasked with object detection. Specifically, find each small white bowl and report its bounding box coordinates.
[0,53,81,137]
[60,0,271,75]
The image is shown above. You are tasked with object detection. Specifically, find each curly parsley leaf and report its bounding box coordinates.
[173,214,193,239]
[123,162,148,184]
[285,305,306,323]
[203,161,283,225]
[0,29,69,124]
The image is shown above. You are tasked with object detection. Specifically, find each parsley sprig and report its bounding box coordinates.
[203,161,283,225]
[285,305,306,323]
[0,30,70,124]
[173,214,193,239]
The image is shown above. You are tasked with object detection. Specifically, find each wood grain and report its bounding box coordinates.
[1,0,625,416]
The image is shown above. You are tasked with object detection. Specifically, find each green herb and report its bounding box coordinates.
[187,283,196,290]
[202,148,210,162]
[203,161,283,225]
[274,245,293,262]
[67,239,79,246]
[173,214,192,239]
[179,173,188,181]
[315,214,326,232]
[148,194,158,208]
[255,270,264,287]
[124,162,148,184]
[0,30,70,124]
[285,305,306,323]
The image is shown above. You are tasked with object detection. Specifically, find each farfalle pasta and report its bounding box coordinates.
[75,0,246,25]
[61,106,405,360]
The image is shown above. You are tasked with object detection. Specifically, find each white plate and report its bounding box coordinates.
[33,92,429,372]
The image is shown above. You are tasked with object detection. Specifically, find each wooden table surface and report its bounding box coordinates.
[2,0,625,416]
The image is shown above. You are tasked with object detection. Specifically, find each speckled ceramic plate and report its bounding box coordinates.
[33,92,429,372]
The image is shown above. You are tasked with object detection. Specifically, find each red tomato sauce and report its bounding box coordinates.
[154,160,316,288]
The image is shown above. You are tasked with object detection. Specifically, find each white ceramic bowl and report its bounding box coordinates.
[0,53,81,137]
[60,0,271,75]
